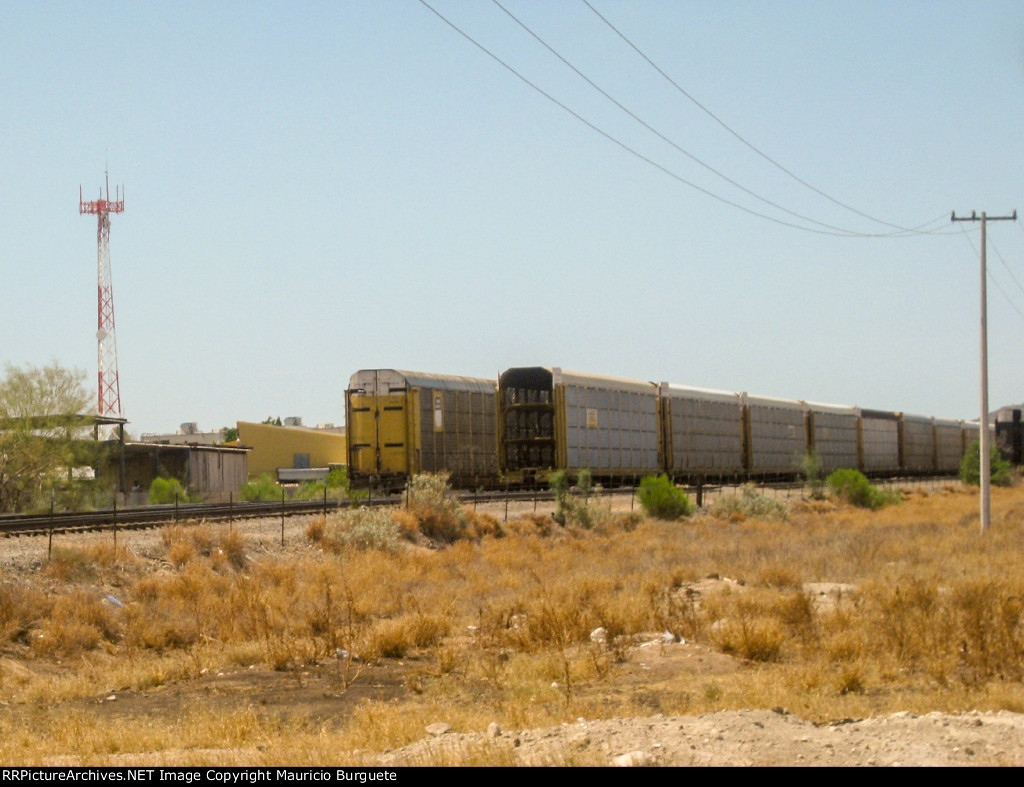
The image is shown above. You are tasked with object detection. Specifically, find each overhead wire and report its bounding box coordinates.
[989,237,1024,300]
[418,0,948,238]
[580,0,953,237]
[491,0,869,237]
[958,225,1024,321]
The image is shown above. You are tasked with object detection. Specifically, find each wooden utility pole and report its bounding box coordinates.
[951,210,1017,533]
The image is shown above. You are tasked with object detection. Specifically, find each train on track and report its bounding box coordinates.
[345,367,983,490]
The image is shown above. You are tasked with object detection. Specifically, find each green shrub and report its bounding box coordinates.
[826,469,899,510]
[326,466,356,496]
[637,474,695,520]
[799,450,825,500]
[960,440,1014,487]
[293,480,326,500]
[241,473,282,502]
[148,477,189,505]
[549,469,602,528]
[709,484,788,521]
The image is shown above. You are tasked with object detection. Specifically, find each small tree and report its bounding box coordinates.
[799,450,825,500]
[148,477,189,505]
[242,473,282,502]
[826,468,899,510]
[637,474,695,520]
[960,440,1013,487]
[0,363,93,513]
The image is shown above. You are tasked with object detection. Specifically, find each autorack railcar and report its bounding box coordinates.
[899,413,938,474]
[804,401,860,474]
[345,369,499,489]
[741,393,807,477]
[658,383,745,479]
[344,365,982,490]
[857,409,901,475]
[498,367,660,485]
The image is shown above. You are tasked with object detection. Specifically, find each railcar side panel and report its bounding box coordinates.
[934,418,964,473]
[805,402,859,473]
[743,394,807,475]
[858,409,900,474]
[554,371,660,475]
[899,414,935,473]
[660,384,744,477]
[415,385,499,483]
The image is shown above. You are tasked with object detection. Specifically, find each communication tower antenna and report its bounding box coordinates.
[79,171,125,428]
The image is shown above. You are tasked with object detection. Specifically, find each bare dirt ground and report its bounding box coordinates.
[4,489,1024,767]
[20,633,1024,767]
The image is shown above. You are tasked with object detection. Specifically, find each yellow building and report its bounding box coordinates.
[237,421,347,480]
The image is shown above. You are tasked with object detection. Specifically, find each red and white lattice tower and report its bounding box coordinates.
[79,173,125,426]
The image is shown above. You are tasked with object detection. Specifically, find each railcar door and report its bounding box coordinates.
[347,371,410,480]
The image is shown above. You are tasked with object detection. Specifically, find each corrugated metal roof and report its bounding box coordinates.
[741,393,804,411]
[803,400,857,416]
[659,383,742,405]
[550,368,657,395]
[348,369,495,395]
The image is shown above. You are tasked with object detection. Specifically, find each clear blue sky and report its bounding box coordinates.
[2,0,1023,436]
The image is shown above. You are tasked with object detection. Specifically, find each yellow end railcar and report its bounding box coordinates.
[345,369,499,489]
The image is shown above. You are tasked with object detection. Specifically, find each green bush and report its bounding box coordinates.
[293,480,326,500]
[799,450,825,500]
[241,473,282,502]
[548,469,602,528]
[148,477,189,505]
[637,474,695,520]
[826,469,899,510]
[960,440,1014,487]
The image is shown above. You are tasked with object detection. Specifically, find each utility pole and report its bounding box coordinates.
[951,209,1017,533]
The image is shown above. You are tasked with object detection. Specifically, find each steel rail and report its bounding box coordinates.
[0,476,957,537]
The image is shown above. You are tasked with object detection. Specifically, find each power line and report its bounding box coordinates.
[988,237,1024,300]
[419,0,947,238]
[580,0,952,237]
[959,227,1024,320]
[490,0,866,237]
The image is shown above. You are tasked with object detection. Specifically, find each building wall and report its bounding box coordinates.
[188,448,250,501]
[238,421,347,479]
[108,443,248,505]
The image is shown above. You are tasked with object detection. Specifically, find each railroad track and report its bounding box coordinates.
[0,489,560,537]
[0,476,956,538]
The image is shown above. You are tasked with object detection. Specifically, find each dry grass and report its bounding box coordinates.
[1,483,1024,763]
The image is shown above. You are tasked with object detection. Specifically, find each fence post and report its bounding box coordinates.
[48,495,54,562]
[281,488,286,547]
[229,491,233,533]
[323,484,328,518]
[504,480,509,522]
[113,496,118,551]
[174,491,179,524]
